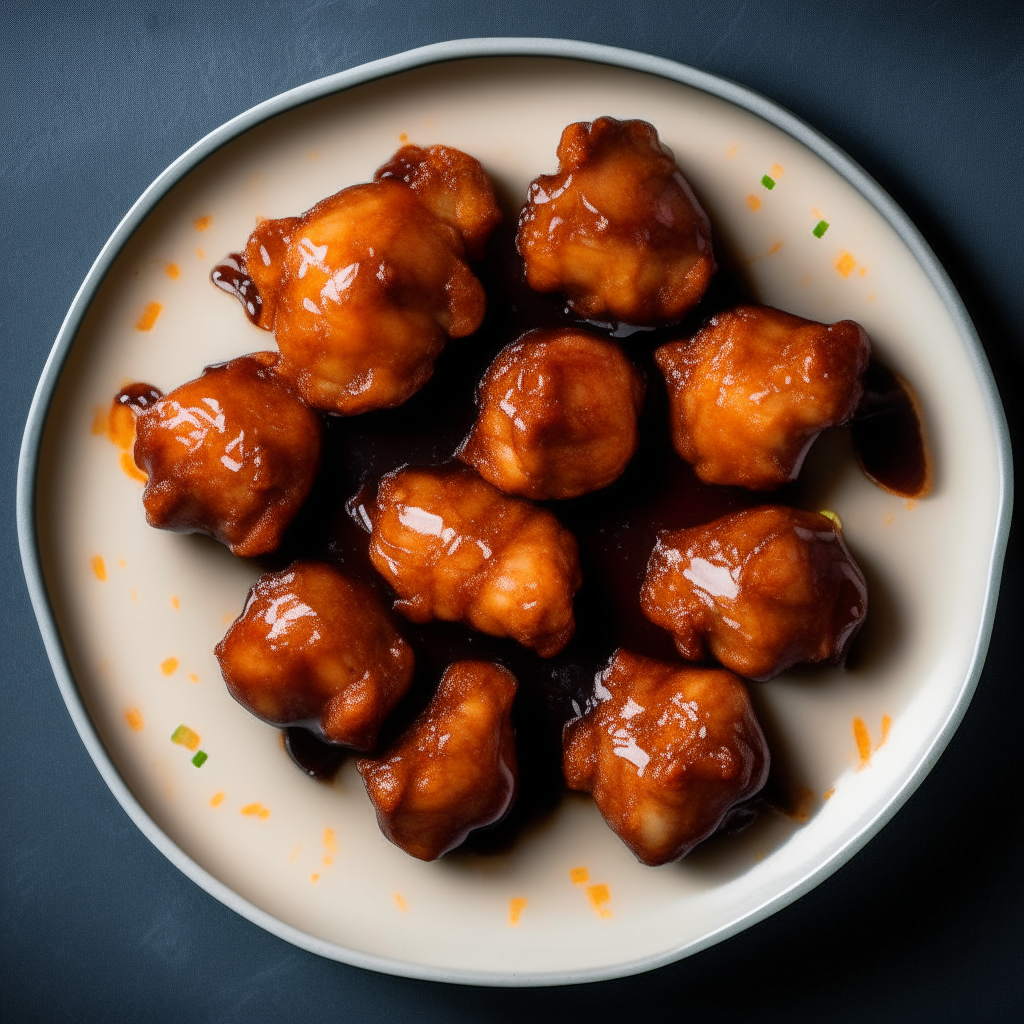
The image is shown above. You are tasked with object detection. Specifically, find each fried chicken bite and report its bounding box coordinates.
[368,466,582,656]
[357,661,518,860]
[458,328,645,500]
[641,506,868,681]
[133,352,322,557]
[374,143,503,260]
[215,561,415,749]
[233,145,500,416]
[563,649,769,865]
[241,216,299,330]
[655,306,871,490]
[516,116,715,326]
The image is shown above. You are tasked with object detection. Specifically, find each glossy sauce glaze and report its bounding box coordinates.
[211,253,262,327]
[852,359,931,499]
[211,222,926,850]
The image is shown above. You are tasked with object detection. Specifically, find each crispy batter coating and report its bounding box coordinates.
[374,143,502,260]
[270,181,486,414]
[242,216,299,330]
[516,116,715,326]
[655,306,871,489]
[368,466,582,656]
[458,328,646,499]
[215,561,415,749]
[238,145,500,415]
[563,649,769,865]
[641,506,868,681]
[357,660,518,860]
[133,352,322,557]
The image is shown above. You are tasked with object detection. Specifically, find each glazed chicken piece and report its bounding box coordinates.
[357,661,518,860]
[641,506,868,681]
[563,649,769,865]
[458,328,645,500]
[215,561,415,749]
[238,144,501,415]
[133,352,322,557]
[655,306,871,490]
[516,116,715,326]
[242,216,299,330]
[368,466,582,657]
[374,143,503,260]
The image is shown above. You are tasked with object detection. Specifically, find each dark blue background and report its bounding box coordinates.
[2,3,1022,1021]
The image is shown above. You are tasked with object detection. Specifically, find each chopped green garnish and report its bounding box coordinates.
[818,509,843,531]
[170,723,200,751]
[191,750,208,768]
[760,174,776,190]
[812,219,829,238]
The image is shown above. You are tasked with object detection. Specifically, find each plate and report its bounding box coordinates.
[17,39,1012,985]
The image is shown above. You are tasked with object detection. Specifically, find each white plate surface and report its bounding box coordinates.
[20,42,1011,985]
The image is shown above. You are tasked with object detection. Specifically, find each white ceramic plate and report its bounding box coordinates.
[17,40,1011,986]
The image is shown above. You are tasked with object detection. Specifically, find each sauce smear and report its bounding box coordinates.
[211,252,262,326]
[851,359,930,499]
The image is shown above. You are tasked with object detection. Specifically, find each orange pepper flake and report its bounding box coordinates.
[905,499,918,511]
[322,827,338,866]
[196,248,205,260]
[117,558,126,569]
[119,451,147,483]
[102,399,135,449]
[194,215,212,232]
[124,707,144,731]
[834,252,857,278]
[188,672,199,684]
[770,163,784,178]
[393,892,408,912]
[586,883,612,919]
[135,301,163,332]
[508,897,527,926]
[745,194,762,211]
[569,866,590,886]
[240,802,270,821]
[853,716,872,768]
[90,555,107,581]
[209,791,225,808]
[398,132,409,143]
[160,657,179,676]
[310,873,320,884]
[726,143,739,159]
[171,595,180,610]
[768,240,783,254]
[170,723,201,751]
[879,714,892,747]
[858,265,868,277]
[165,262,181,280]
[823,787,836,801]
[882,512,896,527]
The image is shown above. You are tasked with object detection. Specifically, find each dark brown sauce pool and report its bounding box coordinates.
[852,360,930,499]
[213,222,928,853]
